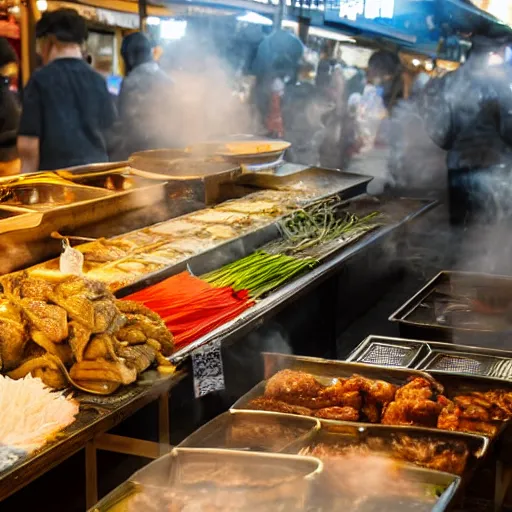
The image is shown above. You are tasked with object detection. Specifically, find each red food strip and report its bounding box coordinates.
[123,272,253,349]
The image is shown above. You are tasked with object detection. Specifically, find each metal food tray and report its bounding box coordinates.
[114,194,401,297]
[178,410,320,453]
[346,336,430,368]
[389,271,512,345]
[234,165,373,203]
[232,352,512,438]
[291,421,488,477]
[89,480,139,512]
[347,335,512,382]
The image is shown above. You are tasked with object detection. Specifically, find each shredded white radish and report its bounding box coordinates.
[0,374,79,452]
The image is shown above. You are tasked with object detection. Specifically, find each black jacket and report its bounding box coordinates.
[419,57,512,172]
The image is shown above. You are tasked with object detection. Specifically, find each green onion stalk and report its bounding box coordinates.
[201,251,318,299]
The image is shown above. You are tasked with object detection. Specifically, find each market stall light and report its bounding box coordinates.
[160,19,187,40]
[9,5,20,14]
[36,0,47,11]
[146,16,161,26]
[282,20,356,43]
[412,58,421,67]
[237,11,273,26]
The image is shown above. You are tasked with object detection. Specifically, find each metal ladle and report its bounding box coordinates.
[51,231,96,243]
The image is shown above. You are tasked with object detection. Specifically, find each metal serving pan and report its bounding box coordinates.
[236,164,373,201]
[389,271,512,347]
[308,461,460,512]
[232,352,512,439]
[89,480,139,512]
[178,410,320,453]
[347,335,512,383]
[292,421,488,477]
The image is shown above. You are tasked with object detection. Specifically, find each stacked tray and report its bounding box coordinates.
[346,335,512,382]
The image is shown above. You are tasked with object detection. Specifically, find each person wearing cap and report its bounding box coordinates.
[420,34,512,225]
[115,32,173,158]
[17,8,117,172]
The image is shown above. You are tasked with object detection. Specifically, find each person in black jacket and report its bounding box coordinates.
[18,9,117,172]
[419,35,512,225]
[115,32,173,158]
[0,37,20,176]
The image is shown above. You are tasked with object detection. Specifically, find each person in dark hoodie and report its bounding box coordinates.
[18,9,116,172]
[0,37,20,176]
[419,34,512,225]
[116,32,173,158]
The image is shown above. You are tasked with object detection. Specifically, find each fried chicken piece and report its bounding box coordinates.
[362,399,380,423]
[480,391,512,420]
[19,276,55,301]
[70,359,137,385]
[313,406,360,422]
[68,321,92,363]
[82,239,131,263]
[83,333,119,361]
[17,299,69,343]
[395,377,441,402]
[391,436,469,475]
[0,297,28,371]
[116,305,174,356]
[264,369,324,403]
[116,320,147,345]
[438,402,499,436]
[246,397,312,416]
[118,343,157,374]
[31,330,73,365]
[318,380,363,409]
[93,299,125,334]
[381,399,442,427]
[8,354,68,389]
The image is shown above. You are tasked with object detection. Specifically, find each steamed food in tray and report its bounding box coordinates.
[300,431,470,475]
[0,272,174,394]
[245,370,512,437]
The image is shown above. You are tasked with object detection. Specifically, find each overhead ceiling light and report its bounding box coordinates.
[36,0,47,11]
[146,16,161,26]
[412,58,421,66]
[236,11,273,25]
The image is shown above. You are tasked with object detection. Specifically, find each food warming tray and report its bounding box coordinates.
[291,421,488,477]
[232,352,512,438]
[88,447,323,511]
[234,164,373,203]
[89,449,460,512]
[178,410,320,453]
[389,271,512,346]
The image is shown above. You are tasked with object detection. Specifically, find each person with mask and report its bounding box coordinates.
[419,34,512,225]
[0,37,20,176]
[17,9,116,172]
[116,32,173,158]
[366,50,403,113]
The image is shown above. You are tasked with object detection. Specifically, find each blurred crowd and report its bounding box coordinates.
[2,7,512,227]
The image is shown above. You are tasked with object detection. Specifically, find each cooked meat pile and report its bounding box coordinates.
[0,272,174,393]
[247,370,512,437]
[301,435,469,475]
[248,369,397,423]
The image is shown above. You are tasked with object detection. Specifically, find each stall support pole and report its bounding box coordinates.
[20,0,37,85]
[138,0,147,32]
[85,440,98,509]
[84,390,172,509]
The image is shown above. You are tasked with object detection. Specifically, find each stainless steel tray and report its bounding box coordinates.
[89,480,139,511]
[178,410,320,453]
[349,335,512,383]
[389,271,512,345]
[259,352,435,385]
[292,421,488,476]
[346,337,429,367]
[133,447,322,485]
[235,165,373,203]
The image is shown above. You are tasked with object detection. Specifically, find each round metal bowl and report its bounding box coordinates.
[187,140,291,167]
[128,149,236,180]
